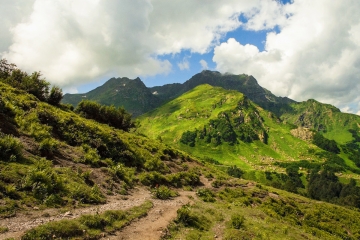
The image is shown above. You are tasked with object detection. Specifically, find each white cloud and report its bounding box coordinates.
[177,57,190,70]
[1,0,283,89]
[213,0,360,114]
[200,59,208,70]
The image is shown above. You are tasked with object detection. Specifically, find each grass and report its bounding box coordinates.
[22,200,153,239]
[164,185,360,240]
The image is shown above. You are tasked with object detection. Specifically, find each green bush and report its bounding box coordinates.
[38,138,59,157]
[76,100,135,131]
[0,134,22,161]
[47,86,63,105]
[197,188,216,202]
[110,163,135,186]
[230,213,245,229]
[22,219,85,240]
[227,165,244,178]
[152,185,178,200]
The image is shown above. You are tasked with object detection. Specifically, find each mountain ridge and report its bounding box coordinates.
[62,70,295,116]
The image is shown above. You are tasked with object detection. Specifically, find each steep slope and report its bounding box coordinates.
[139,85,323,170]
[63,71,294,116]
[139,85,360,205]
[281,99,360,145]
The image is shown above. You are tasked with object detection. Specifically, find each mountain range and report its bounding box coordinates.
[62,70,294,117]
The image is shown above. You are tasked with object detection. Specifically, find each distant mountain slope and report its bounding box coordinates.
[62,77,161,116]
[139,85,323,170]
[150,70,295,114]
[62,71,294,116]
[281,99,360,145]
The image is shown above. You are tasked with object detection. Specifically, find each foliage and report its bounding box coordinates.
[307,169,360,207]
[227,165,244,178]
[152,185,178,200]
[22,201,153,239]
[197,188,216,202]
[312,132,340,154]
[180,131,196,147]
[0,134,22,161]
[76,100,135,131]
[47,86,63,105]
[0,59,50,101]
[230,213,245,229]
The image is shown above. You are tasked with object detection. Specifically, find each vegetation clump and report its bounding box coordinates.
[22,201,153,239]
[76,100,135,131]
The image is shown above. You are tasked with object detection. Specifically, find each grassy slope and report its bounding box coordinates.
[281,99,360,144]
[138,85,326,172]
[0,81,200,216]
[2,82,360,239]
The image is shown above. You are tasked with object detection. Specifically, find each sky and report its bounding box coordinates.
[1,0,360,115]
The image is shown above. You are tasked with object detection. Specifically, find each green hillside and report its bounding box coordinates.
[281,99,360,145]
[2,61,360,239]
[138,84,360,207]
[139,85,321,170]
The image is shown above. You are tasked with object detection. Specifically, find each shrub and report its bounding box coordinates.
[75,100,135,131]
[0,134,22,161]
[38,138,59,157]
[47,86,63,105]
[197,188,216,202]
[110,163,135,186]
[227,165,244,178]
[230,213,245,229]
[152,185,178,200]
[22,219,85,240]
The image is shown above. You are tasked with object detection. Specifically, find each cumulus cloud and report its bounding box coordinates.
[213,0,360,114]
[1,0,272,89]
[200,59,208,70]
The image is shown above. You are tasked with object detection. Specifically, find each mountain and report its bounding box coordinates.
[150,70,295,114]
[62,77,162,116]
[138,85,320,169]
[138,84,360,208]
[62,70,294,116]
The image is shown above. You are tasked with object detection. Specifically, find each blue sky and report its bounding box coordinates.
[1,0,360,114]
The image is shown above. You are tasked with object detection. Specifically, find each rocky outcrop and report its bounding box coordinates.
[290,127,314,142]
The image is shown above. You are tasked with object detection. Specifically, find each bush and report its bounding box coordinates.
[38,138,59,157]
[75,100,135,131]
[22,219,85,240]
[197,188,216,202]
[110,163,135,186]
[227,165,244,178]
[152,185,178,200]
[230,213,245,229]
[0,134,22,161]
[47,86,63,105]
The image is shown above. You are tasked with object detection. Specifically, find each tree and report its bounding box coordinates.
[0,59,16,79]
[47,86,63,105]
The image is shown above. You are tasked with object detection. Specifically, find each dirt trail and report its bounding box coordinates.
[101,190,196,240]
[0,187,198,240]
[0,187,151,240]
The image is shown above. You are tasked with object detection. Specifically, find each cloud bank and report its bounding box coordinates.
[1,0,267,88]
[213,0,360,113]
